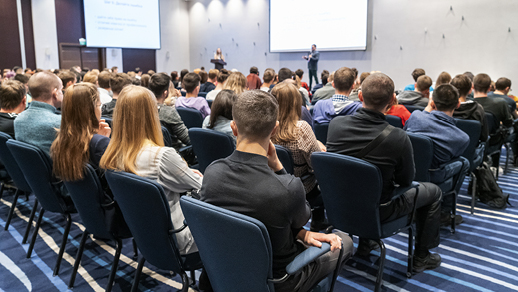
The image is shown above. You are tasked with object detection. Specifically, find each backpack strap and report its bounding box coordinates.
[354,124,395,159]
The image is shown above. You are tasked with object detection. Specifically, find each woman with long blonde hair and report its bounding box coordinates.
[223,72,247,94]
[100,85,202,255]
[270,82,327,231]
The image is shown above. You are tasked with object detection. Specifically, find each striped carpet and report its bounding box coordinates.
[0,154,517,291]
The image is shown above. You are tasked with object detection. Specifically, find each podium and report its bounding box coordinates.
[211,59,227,70]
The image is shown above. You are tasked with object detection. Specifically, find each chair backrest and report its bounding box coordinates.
[485,112,498,135]
[176,107,204,129]
[385,115,403,128]
[403,105,425,113]
[181,91,186,97]
[454,119,481,164]
[105,170,184,272]
[313,122,329,144]
[0,132,32,193]
[180,196,274,292]
[198,92,207,98]
[311,152,383,239]
[6,140,67,213]
[189,128,235,173]
[63,164,112,239]
[275,145,294,175]
[407,133,433,182]
[161,126,173,147]
[207,99,213,109]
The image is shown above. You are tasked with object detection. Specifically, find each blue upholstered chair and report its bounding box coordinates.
[198,92,207,98]
[105,170,203,292]
[180,196,341,292]
[407,133,469,233]
[313,122,329,144]
[454,119,485,214]
[385,115,403,128]
[484,112,511,178]
[64,164,134,291]
[161,126,173,147]
[177,107,204,129]
[207,99,213,108]
[6,139,76,276]
[311,152,418,292]
[403,105,425,113]
[181,91,186,97]
[274,145,294,175]
[0,132,38,242]
[189,128,235,173]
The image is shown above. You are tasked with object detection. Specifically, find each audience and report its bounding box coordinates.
[199,70,208,89]
[327,73,442,272]
[100,85,201,255]
[223,71,247,96]
[200,69,218,93]
[206,69,230,101]
[260,68,275,92]
[295,69,310,94]
[385,98,411,126]
[97,71,113,104]
[179,69,189,90]
[13,73,31,103]
[246,66,262,90]
[200,90,352,292]
[270,82,328,231]
[140,74,151,88]
[171,71,179,88]
[148,73,191,150]
[14,71,63,154]
[398,75,433,107]
[58,71,77,92]
[175,72,211,118]
[0,80,27,138]
[349,72,370,101]
[83,71,98,85]
[202,89,237,143]
[488,77,517,118]
[311,70,329,95]
[404,68,433,92]
[435,71,452,88]
[101,73,132,118]
[313,67,362,124]
[311,71,335,104]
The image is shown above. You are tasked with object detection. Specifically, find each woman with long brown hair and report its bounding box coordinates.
[202,89,237,143]
[270,82,327,231]
[51,83,111,182]
[100,85,202,255]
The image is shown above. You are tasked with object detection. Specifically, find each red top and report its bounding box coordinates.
[386,105,411,126]
[246,74,262,90]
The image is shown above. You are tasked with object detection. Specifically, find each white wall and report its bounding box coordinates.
[106,48,123,72]
[186,0,518,89]
[31,0,60,70]
[156,0,191,73]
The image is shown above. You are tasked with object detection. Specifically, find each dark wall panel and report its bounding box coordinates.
[0,0,22,70]
[55,0,85,45]
[122,49,156,73]
[21,0,36,69]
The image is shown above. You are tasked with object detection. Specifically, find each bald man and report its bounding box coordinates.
[14,71,63,154]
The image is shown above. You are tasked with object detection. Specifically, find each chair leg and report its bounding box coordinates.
[504,143,510,175]
[132,238,138,259]
[106,238,123,292]
[0,183,5,199]
[374,240,386,292]
[69,231,89,289]
[190,270,196,287]
[451,192,457,234]
[180,272,190,292]
[27,208,45,258]
[406,227,414,278]
[22,198,38,244]
[470,173,477,215]
[4,189,21,230]
[131,257,145,292]
[54,213,72,276]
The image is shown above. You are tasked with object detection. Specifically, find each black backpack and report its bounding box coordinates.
[469,162,511,209]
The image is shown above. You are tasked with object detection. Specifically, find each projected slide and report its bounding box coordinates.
[84,0,160,49]
[270,0,368,52]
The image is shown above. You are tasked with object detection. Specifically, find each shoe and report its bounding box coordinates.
[440,213,463,227]
[413,252,441,273]
[355,238,380,257]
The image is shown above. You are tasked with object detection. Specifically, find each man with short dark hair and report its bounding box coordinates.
[398,75,433,107]
[404,68,433,92]
[311,71,334,104]
[14,73,31,103]
[302,44,319,90]
[200,69,218,93]
[101,73,132,118]
[327,73,442,273]
[175,72,211,118]
[200,90,353,292]
[206,69,230,101]
[488,77,517,118]
[246,66,262,90]
[14,72,63,154]
[260,68,275,92]
[97,71,113,104]
[111,66,118,74]
[148,73,191,150]
[295,69,310,93]
[57,71,76,91]
[310,70,329,95]
[312,67,362,124]
[0,80,27,137]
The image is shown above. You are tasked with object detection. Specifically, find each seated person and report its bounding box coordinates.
[14,72,63,154]
[312,67,362,124]
[349,72,370,101]
[451,74,488,142]
[311,70,329,96]
[176,73,211,118]
[260,68,275,92]
[200,90,353,292]
[0,80,27,138]
[101,73,132,118]
[488,77,517,118]
[295,69,310,95]
[148,73,191,150]
[246,66,262,90]
[398,75,432,107]
[311,71,334,103]
[271,82,327,231]
[97,71,113,104]
[404,68,434,92]
[200,69,218,93]
[326,73,442,273]
[385,100,411,126]
[206,69,230,101]
[202,89,237,144]
[100,85,202,255]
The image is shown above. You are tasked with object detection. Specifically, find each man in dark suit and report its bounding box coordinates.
[303,44,320,90]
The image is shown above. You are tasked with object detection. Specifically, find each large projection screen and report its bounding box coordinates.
[84,0,161,49]
[270,0,368,52]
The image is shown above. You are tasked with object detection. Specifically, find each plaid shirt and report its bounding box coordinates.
[331,94,349,102]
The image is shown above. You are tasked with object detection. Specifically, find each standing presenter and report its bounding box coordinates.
[214,48,225,61]
[302,44,319,90]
